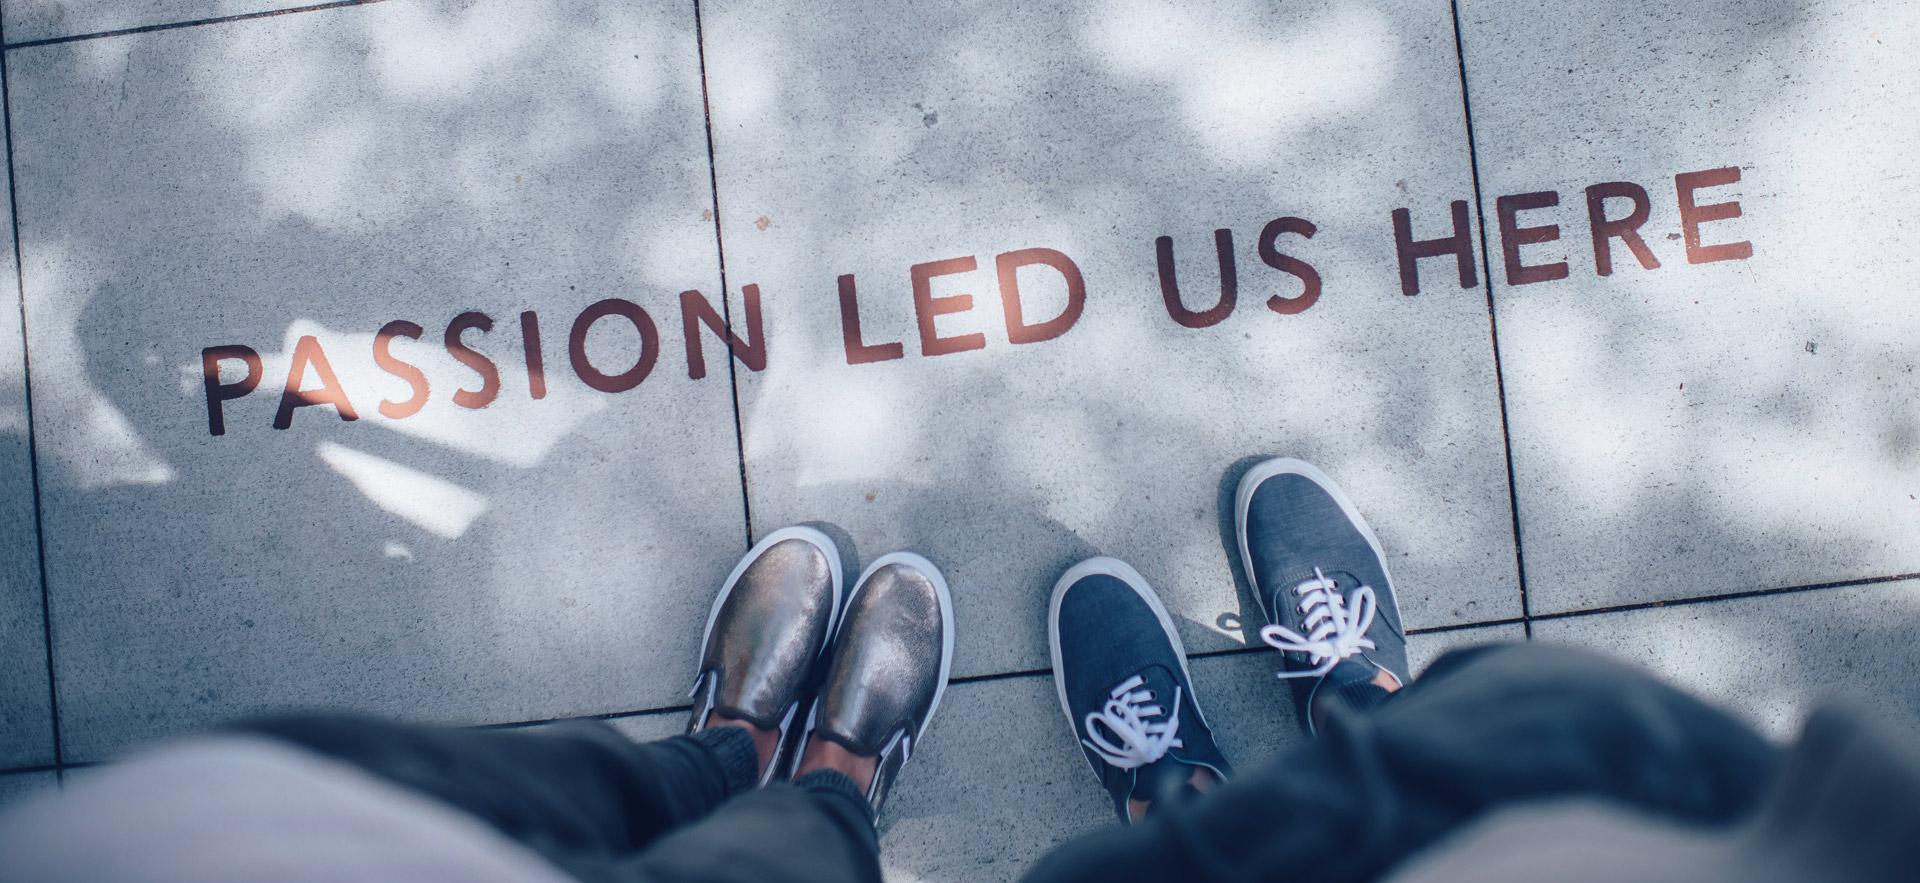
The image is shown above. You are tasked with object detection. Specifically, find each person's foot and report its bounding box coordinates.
[687,526,843,784]
[1236,458,1410,734]
[793,552,954,815]
[1050,557,1230,824]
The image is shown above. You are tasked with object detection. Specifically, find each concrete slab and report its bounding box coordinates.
[0,771,58,811]
[1458,0,1920,611]
[879,668,1109,883]
[601,708,685,745]
[1534,581,1920,739]
[703,0,1522,683]
[0,123,54,768]
[1406,621,1527,677]
[1,0,323,44]
[879,623,1520,881]
[496,706,684,746]
[10,0,747,761]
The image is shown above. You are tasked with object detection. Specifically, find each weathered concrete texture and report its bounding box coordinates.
[1406,622,1527,676]
[1534,582,1920,740]
[499,707,685,745]
[879,668,1110,883]
[0,126,54,768]
[878,624,1521,881]
[704,0,1522,684]
[10,0,747,762]
[1,0,315,43]
[1459,0,1920,612]
[0,771,58,811]
[602,708,685,744]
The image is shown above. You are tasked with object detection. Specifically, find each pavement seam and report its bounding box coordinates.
[0,1,64,772]
[7,571,1916,775]
[1447,0,1532,638]
[1527,570,1920,623]
[3,0,390,50]
[690,0,756,550]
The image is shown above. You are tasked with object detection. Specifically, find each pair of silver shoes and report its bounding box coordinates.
[685,526,954,815]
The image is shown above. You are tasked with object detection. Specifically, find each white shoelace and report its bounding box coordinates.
[1081,674,1184,770]
[1259,568,1378,679]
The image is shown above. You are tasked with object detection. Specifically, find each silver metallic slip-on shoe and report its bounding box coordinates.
[798,551,954,816]
[686,525,843,785]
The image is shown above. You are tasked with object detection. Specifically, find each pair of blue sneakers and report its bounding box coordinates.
[1048,459,1411,823]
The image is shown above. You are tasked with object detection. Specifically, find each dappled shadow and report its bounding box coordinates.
[0,208,53,767]
[0,13,1912,881]
[697,0,1920,868]
[1454,0,1920,610]
[1531,578,1920,741]
[703,0,1524,692]
[8,0,747,761]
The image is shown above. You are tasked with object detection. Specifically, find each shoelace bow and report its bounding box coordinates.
[1259,567,1378,679]
[1081,674,1184,770]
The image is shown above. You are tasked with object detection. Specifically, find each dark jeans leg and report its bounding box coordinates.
[1026,642,1781,883]
[229,715,879,883]
[597,770,881,883]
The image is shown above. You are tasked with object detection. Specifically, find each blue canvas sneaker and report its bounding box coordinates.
[1049,557,1231,824]
[1236,458,1410,734]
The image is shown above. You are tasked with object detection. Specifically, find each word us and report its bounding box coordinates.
[201,166,1752,436]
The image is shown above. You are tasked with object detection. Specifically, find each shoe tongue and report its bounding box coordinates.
[1277,569,1350,614]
